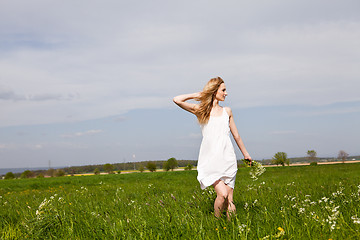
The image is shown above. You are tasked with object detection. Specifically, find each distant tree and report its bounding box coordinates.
[46,168,56,177]
[4,172,15,179]
[104,163,114,174]
[184,164,193,171]
[163,161,170,171]
[146,162,157,172]
[166,157,178,171]
[55,169,66,177]
[309,161,318,166]
[307,150,317,162]
[138,165,145,173]
[338,150,349,163]
[117,170,121,174]
[37,173,44,178]
[272,152,290,166]
[94,168,100,175]
[20,170,35,179]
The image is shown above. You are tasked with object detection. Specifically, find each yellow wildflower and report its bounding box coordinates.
[277,227,284,232]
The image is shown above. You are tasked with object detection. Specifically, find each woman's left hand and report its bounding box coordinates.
[244,154,252,166]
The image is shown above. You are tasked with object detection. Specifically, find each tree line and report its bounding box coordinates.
[2,151,357,179]
[269,150,352,166]
[2,158,197,179]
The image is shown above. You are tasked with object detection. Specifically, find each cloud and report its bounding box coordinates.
[34,144,43,149]
[0,144,9,149]
[60,129,104,138]
[113,116,127,122]
[0,85,77,102]
[0,1,359,127]
[269,130,297,135]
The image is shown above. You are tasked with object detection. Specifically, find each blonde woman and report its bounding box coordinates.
[173,77,252,218]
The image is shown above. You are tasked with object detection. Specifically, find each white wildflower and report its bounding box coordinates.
[351,215,360,224]
[242,159,266,181]
[244,202,248,210]
[238,224,247,233]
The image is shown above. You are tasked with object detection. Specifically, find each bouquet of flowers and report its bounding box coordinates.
[241,159,266,181]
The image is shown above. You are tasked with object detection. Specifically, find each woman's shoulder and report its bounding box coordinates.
[224,107,232,116]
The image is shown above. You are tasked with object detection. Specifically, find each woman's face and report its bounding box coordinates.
[215,83,227,101]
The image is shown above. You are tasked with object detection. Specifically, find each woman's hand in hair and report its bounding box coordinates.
[173,92,200,114]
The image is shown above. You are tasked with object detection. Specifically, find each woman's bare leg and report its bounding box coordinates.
[213,180,229,218]
[225,184,236,219]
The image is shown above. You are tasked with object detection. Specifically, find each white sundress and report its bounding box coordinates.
[197,107,238,190]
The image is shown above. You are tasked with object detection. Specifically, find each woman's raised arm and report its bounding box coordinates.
[173,92,200,114]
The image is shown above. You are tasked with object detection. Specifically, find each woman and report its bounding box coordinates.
[173,77,252,218]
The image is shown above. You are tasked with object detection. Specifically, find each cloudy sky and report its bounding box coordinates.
[1,0,359,168]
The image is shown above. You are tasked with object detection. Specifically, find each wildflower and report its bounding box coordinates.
[244,202,249,210]
[238,224,247,232]
[171,194,176,201]
[273,227,285,238]
[223,227,226,230]
[351,215,360,224]
[241,159,266,180]
[215,228,218,231]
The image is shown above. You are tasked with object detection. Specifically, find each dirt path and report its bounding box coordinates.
[266,160,360,167]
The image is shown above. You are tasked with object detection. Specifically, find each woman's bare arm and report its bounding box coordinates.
[173,92,200,114]
[226,107,252,162]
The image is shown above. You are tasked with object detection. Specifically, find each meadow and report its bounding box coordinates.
[1,163,360,239]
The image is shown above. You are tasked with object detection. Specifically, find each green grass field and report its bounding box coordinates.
[1,163,360,239]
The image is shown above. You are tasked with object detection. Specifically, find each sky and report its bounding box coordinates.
[0,0,359,168]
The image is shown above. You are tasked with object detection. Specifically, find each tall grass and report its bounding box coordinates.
[0,163,359,239]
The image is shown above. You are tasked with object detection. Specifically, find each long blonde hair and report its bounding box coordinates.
[195,77,224,124]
